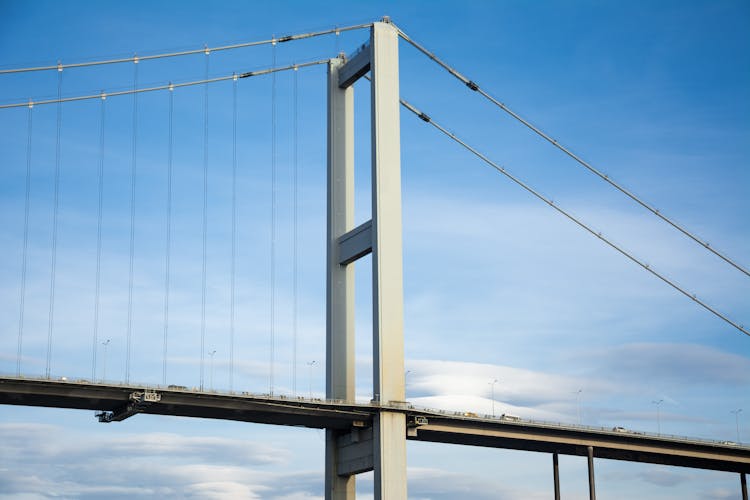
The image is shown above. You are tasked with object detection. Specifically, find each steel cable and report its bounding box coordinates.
[0,22,371,74]
[125,59,138,383]
[270,39,277,396]
[397,93,749,337]
[292,65,299,396]
[395,26,750,278]
[230,73,237,392]
[163,84,174,386]
[92,92,106,381]
[200,49,209,391]
[0,60,329,109]
[17,102,33,375]
[45,68,63,379]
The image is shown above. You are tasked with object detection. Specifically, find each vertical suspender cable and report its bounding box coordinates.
[92,92,106,381]
[230,73,237,392]
[163,83,174,386]
[200,47,209,390]
[126,56,139,383]
[270,38,277,395]
[292,65,298,395]
[46,64,63,379]
[17,101,33,376]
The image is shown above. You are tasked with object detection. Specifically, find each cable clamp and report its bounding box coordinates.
[418,112,430,123]
[57,61,63,72]
[466,80,479,91]
[278,35,293,43]
[232,73,238,81]
[168,82,174,91]
[133,54,139,64]
[100,91,106,100]
[204,45,210,55]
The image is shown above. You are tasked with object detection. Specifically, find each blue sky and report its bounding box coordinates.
[0,1,748,498]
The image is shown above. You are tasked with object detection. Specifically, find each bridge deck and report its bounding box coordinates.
[1,376,748,473]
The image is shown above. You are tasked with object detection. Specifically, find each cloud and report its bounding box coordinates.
[638,468,690,487]
[0,422,556,500]
[578,342,750,387]
[700,488,737,500]
[0,423,285,466]
[404,358,613,422]
[0,423,305,499]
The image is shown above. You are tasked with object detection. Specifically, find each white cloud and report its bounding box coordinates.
[577,342,750,387]
[0,422,311,499]
[405,358,611,422]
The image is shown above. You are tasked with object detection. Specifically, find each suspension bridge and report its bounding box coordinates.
[0,17,748,499]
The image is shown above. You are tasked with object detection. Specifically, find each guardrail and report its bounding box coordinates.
[3,374,746,449]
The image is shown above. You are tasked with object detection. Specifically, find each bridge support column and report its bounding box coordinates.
[587,446,596,500]
[552,452,561,500]
[741,472,747,500]
[325,20,406,500]
[325,55,356,500]
[369,20,407,499]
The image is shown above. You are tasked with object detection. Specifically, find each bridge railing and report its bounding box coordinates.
[6,374,745,450]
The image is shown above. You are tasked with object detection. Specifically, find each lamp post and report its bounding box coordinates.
[307,360,316,398]
[101,339,110,382]
[573,389,582,425]
[489,378,499,417]
[208,350,216,391]
[731,409,743,443]
[652,399,664,435]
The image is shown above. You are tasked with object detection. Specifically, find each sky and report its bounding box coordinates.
[0,0,749,498]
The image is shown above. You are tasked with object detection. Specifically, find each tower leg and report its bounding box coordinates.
[370,20,407,500]
[325,56,356,500]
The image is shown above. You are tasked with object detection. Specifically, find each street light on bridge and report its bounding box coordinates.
[208,350,216,391]
[307,360,316,398]
[573,389,582,425]
[101,339,110,382]
[730,408,743,443]
[489,378,499,417]
[652,399,664,435]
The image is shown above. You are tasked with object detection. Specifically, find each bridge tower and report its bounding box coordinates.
[326,20,407,499]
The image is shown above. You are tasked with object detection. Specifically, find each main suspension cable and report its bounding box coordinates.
[395,26,750,279]
[17,101,33,376]
[397,94,748,337]
[0,59,330,110]
[0,22,372,74]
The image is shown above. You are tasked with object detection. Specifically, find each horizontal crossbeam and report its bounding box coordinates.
[338,45,371,88]
[337,220,372,265]
[337,427,375,476]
